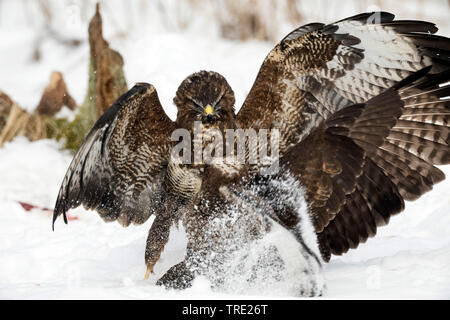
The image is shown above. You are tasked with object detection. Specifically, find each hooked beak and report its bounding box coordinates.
[204,104,213,116]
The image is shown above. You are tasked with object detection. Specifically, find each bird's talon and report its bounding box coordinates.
[144,265,153,280]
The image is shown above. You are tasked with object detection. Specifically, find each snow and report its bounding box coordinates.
[1,138,449,299]
[0,0,449,300]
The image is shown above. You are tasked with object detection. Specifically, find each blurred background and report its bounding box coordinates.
[0,0,449,117]
[1,0,449,42]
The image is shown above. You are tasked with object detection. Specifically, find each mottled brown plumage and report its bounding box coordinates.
[235,12,450,262]
[53,12,450,294]
[175,71,236,130]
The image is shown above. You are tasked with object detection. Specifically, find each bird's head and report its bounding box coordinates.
[174,71,235,130]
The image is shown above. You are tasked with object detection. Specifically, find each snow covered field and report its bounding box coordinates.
[0,0,449,300]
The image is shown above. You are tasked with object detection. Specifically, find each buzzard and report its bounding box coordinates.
[53,12,450,296]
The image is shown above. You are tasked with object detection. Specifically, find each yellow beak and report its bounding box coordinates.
[204,105,213,115]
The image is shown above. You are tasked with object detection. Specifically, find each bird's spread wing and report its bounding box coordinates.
[237,12,450,261]
[237,12,449,154]
[53,83,176,228]
[282,68,450,261]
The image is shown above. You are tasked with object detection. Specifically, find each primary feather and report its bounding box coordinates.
[237,12,450,261]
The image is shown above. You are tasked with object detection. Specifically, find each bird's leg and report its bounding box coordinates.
[144,212,172,279]
[144,265,152,280]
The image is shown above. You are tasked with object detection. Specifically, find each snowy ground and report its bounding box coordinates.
[0,1,450,300]
[0,139,449,300]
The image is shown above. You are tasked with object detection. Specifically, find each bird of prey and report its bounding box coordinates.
[53,12,450,296]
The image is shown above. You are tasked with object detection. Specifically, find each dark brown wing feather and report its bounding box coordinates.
[237,12,450,261]
[237,12,450,154]
[282,68,450,261]
[53,83,175,229]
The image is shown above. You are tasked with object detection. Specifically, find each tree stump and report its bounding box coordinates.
[61,3,128,150]
[35,71,77,116]
[0,3,128,151]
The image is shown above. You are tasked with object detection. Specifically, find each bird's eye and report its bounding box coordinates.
[191,100,204,113]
